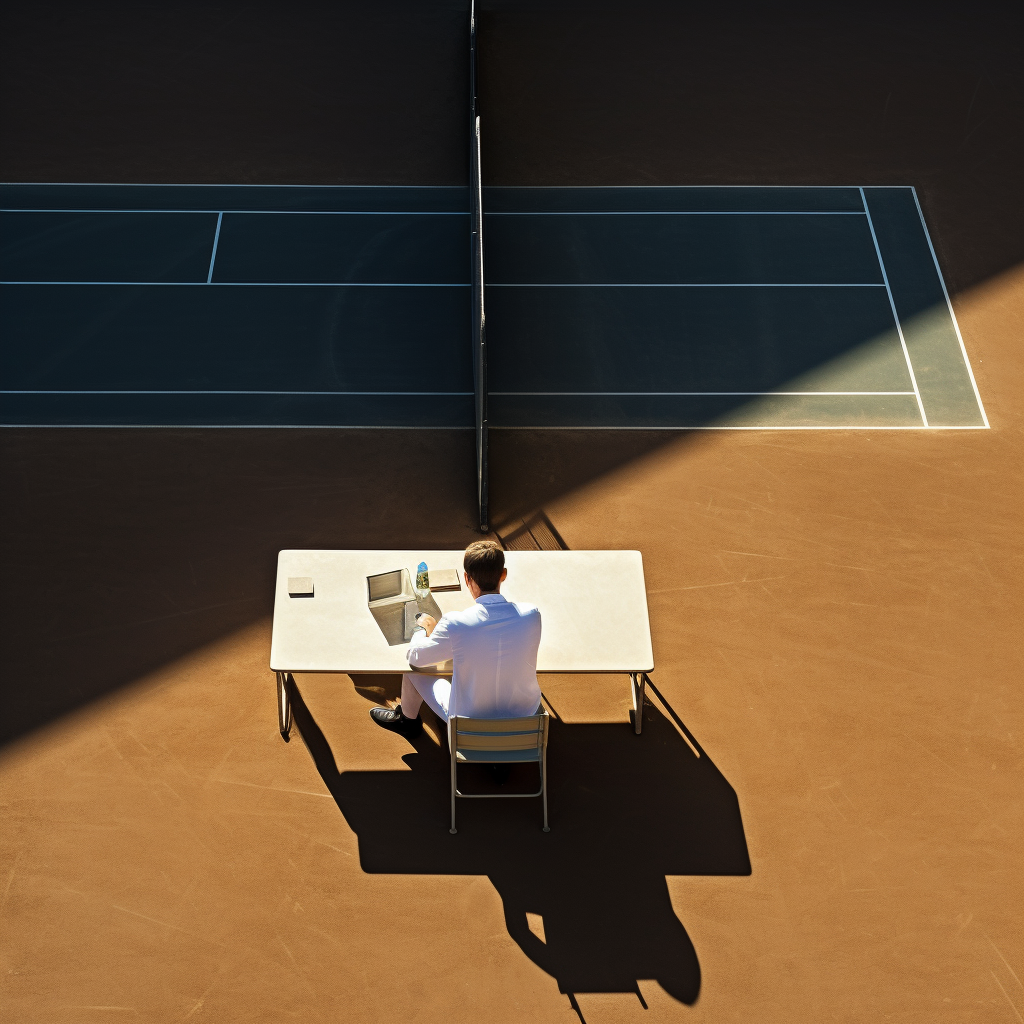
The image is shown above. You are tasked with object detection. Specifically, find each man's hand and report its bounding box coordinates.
[415,614,438,636]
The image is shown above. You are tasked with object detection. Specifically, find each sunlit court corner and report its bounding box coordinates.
[1,1,1021,1022]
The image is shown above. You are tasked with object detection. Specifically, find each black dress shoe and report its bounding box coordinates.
[369,704,423,738]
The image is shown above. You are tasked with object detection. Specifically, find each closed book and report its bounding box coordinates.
[427,568,460,592]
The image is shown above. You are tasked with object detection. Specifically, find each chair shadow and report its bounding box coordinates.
[287,676,750,1007]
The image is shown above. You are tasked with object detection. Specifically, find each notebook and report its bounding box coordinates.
[427,568,461,592]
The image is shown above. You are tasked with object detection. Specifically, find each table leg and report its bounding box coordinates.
[276,671,292,741]
[630,672,646,735]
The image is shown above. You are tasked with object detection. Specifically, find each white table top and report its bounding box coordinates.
[270,549,654,674]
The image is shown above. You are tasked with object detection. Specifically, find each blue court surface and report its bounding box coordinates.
[0,183,987,429]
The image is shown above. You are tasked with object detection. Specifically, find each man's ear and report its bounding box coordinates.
[500,568,508,582]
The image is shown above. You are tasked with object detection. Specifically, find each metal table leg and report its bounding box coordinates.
[630,672,647,735]
[276,671,292,741]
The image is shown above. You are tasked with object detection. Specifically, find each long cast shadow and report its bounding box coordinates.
[287,675,750,1005]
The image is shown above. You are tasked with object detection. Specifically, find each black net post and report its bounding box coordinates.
[470,0,488,532]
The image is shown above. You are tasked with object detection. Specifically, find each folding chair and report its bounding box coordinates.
[448,708,550,834]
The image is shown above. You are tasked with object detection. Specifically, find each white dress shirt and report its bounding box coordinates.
[406,593,542,719]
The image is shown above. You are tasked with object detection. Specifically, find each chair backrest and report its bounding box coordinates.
[450,710,549,754]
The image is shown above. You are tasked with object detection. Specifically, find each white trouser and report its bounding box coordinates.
[401,673,452,721]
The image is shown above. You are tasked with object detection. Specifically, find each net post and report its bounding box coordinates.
[469,0,488,533]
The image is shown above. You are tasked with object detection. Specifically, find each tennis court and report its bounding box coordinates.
[1,1,1020,1022]
[2,184,985,431]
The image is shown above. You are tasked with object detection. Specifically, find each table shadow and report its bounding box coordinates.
[287,675,750,1007]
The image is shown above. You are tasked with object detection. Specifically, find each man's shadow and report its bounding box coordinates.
[287,677,750,1010]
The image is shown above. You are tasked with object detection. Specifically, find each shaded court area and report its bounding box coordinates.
[1,184,474,426]
[2,184,985,428]
[1,0,1022,1021]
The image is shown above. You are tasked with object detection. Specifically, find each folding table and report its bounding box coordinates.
[270,549,655,738]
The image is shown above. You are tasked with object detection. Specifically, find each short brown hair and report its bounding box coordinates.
[464,540,505,591]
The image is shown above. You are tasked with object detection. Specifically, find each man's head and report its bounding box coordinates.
[463,540,506,595]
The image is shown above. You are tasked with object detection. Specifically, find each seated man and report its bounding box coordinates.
[370,540,542,738]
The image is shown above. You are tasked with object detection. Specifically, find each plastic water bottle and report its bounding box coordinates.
[415,561,429,600]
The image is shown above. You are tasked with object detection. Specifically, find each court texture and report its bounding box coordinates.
[1,182,986,429]
[1,2,1020,1024]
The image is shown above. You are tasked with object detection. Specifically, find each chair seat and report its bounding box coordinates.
[455,748,542,764]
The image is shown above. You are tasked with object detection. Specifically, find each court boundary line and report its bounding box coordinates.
[1,390,475,396]
[859,187,927,426]
[0,281,472,287]
[0,209,862,216]
[488,283,884,288]
[0,182,469,188]
[485,185,880,190]
[491,391,916,396]
[0,423,477,429]
[206,213,223,284]
[0,424,987,431]
[1,391,911,397]
[485,211,866,216]
[909,187,990,428]
[1,209,471,215]
[488,424,986,431]
[0,282,876,288]
[1,183,886,189]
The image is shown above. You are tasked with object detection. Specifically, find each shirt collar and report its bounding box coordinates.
[476,593,507,604]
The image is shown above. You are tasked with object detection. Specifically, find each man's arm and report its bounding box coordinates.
[407,616,454,668]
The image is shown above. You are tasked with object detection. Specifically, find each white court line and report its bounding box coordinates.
[494,423,987,431]
[0,424,988,431]
[1,390,474,396]
[1,209,469,215]
[0,182,467,188]
[1,281,873,288]
[0,424,477,430]
[2,390,899,397]
[910,187,990,428]
[2,208,861,216]
[491,391,916,396]
[859,187,928,427]
[489,424,987,431]
[485,211,866,216]
[484,184,873,190]
[206,212,223,284]
[488,283,884,288]
[0,281,471,287]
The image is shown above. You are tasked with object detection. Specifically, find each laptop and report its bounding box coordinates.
[366,568,441,646]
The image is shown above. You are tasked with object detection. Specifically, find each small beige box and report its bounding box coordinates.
[427,568,461,592]
[287,577,314,598]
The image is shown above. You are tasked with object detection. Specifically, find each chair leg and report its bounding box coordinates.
[449,753,458,834]
[541,748,550,832]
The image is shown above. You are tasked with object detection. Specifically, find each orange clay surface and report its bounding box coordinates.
[2,2,1022,1019]
[1,262,1021,1023]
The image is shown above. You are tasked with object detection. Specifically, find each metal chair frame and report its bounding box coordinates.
[448,708,550,834]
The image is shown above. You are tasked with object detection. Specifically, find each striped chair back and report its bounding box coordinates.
[451,713,548,760]
[447,708,551,834]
